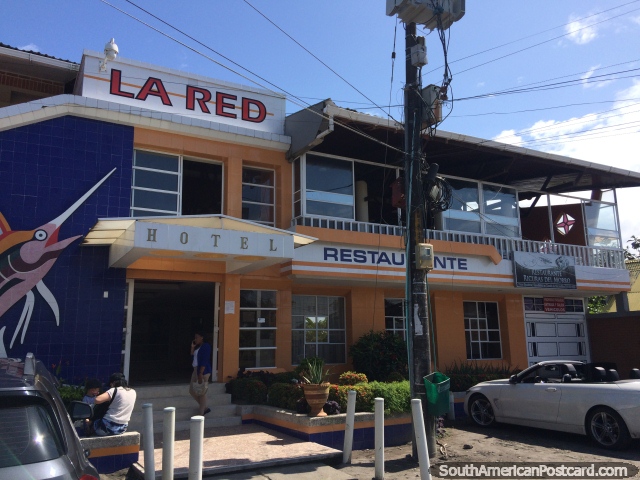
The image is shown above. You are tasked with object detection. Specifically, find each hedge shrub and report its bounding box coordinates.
[229,377,268,404]
[444,361,519,391]
[267,383,304,410]
[349,330,408,382]
[338,371,368,386]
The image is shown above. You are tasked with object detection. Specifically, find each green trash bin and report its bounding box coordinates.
[423,372,450,416]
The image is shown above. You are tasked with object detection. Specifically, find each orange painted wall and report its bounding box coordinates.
[432,291,528,371]
[127,256,530,381]
[133,128,292,229]
[125,128,531,383]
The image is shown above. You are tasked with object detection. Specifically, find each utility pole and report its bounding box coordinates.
[388,0,464,460]
[403,22,436,457]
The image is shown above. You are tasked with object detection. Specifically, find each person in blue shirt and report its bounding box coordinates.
[189,330,212,415]
[82,378,102,405]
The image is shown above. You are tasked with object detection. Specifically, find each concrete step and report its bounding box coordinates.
[129,403,237,425]
[128,382,239,433]
[134,382,227,401]
[128,414,242,434]
[134,393,231,411]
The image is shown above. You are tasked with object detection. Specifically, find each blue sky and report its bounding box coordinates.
[3,0,640,244]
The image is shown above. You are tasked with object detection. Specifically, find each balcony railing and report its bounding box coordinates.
[292,215,626,270]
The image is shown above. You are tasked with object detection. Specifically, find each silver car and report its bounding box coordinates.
[0,353,99,480]
[465,360,640,450]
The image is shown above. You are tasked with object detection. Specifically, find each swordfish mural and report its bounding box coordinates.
[0,168,116,357]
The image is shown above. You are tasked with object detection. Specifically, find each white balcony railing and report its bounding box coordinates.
[292,215,626,270]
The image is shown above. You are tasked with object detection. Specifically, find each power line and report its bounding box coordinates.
[456,68,640,102]
[450,98,640,118]
[424,1,640,78]
[100,0,407,156]
[242,0,402,125]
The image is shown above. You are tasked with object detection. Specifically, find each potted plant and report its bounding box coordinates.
[300,357,330,417]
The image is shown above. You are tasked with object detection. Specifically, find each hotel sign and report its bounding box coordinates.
[135,223,293,257]
[78,52,286,134]
[513,252,576,289]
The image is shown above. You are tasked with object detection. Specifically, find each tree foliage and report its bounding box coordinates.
[589,236,639,313]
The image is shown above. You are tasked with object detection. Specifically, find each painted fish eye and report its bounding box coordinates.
[34,230,48,241]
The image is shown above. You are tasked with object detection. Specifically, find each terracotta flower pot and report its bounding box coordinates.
[302,383,330,417]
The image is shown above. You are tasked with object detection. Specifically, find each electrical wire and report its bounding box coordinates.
[445,5,640,77]
[100,0,408,157]
[422,0,640,75]
[242,0,402,126]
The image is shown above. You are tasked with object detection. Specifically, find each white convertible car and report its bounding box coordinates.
[464,360,640,450]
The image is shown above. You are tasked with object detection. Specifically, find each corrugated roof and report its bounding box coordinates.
[0,42,78,65]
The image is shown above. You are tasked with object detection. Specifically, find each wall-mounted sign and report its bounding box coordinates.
[555,213,576,235]
[78,52,286,135]
[543,297,566,312]
[513,252,576,289]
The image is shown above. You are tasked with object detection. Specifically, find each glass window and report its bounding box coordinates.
[524,297,544,311]
[565,298,584,312]
[291,295,346,364]
[0,397,64,468]
[242,167,275,226]
[385,298,406,339]
[482,184,519,237]
[584,201,620,248]
[131,150,222,217]
[304,154,354,219]
[442,179,481,234]
[482,184,517,219]
[239,290,277,369]
[464,301,502,360]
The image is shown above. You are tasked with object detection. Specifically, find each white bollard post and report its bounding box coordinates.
[142,403,155,480]
[411,399,432,480]
[342,390,357,463]
[188,415,204,480]
[162,407,175,480]
[374,397,384,480]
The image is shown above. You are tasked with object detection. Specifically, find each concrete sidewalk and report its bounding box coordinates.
[133,423,346,479]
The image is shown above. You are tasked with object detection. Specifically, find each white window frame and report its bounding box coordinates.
[464,301,502,360]
[291,295,346,365]
[242,165,276,227]
[131,149,224,217]
[239,290,277,369]
[385,298,406,339]
[301,153,355,220]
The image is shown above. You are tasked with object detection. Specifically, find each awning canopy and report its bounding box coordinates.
[83,215,316,273]
[285,100,640,195]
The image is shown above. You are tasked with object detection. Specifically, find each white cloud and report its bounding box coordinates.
[580,65,612,89]
[493,129,524,145]
[492,81,640,242]
[18,43,39,52]
[565,15,598,45]
[630,15,640,26]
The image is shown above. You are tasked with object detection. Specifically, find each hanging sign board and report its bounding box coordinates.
[513,252,576,289]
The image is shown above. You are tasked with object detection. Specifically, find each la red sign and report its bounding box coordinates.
[109,69,267,123]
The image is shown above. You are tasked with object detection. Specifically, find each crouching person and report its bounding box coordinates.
[91,372,136,436]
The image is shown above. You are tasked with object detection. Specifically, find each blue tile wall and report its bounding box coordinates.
[244,418,412,450]
[90,453,139,474]
[0,115,133,385]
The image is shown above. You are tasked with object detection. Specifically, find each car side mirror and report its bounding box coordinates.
[509,375,517,384]
[68,400,93,421]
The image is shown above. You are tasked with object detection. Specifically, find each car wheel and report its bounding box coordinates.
[469,394,495,427]
[587,407,631,450]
